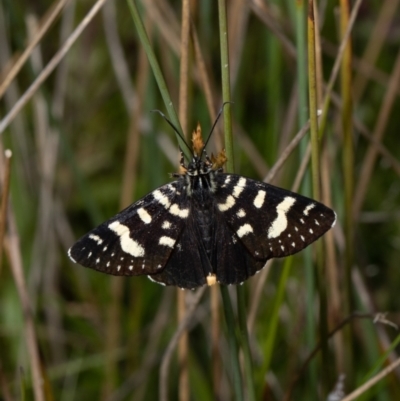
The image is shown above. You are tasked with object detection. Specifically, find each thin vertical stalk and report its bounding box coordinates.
[126,0,187,158]
[237,289,256,401]
[210,284,221,398]
[307,5,321,200]
[261,257,292,375]
[178,0,191,138]
[314,0,345,376]
[308,0,330,395]
[104,279,122,397]
[295,0,308,129]
[340,0,354,384]
[294,0,316,390]
[218,0,234,173]
[0,150,12,277]
[177,1,191,400]
[317,0,363,138]
[218,1,244,400]
[160,287,207,401]
[7,214,44,401]
[219,286,243,401]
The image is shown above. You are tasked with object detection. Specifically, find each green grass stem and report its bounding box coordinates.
[307,1,330,394]
[260,256,293,378]
[293,0,317,391]
[340,0,355,385]
[237,288,256,401]
[126,0,188,158]
[219,286,243,401]
[218,1,250,400]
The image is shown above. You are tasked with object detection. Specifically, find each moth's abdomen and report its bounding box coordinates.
[195,204,214,261]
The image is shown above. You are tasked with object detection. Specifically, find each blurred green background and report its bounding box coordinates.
[1,0,400,400]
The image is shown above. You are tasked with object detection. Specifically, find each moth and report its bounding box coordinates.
[68,115,336,289]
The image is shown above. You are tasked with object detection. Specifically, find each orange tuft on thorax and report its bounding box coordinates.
[211,149,227,170]
[179,164,187,174]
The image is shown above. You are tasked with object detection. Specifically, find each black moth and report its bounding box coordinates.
[68,119,336,289]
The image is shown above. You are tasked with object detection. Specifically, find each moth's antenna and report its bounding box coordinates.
[151,110,193,158]
[202,102,233,153]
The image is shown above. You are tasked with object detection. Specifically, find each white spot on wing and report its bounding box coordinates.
[233,177,246,197]
[267,197,296,239]
[108,221,145,257]
[138,207,152,224]
[89,234,103,245]
[153,190,171,209]
[159,236,176,248]
[303,203,315,216]
[162,221,172,229]
[223,176,231,187]
[170,204,189,218]
[254,190,266,208]
[301,235,305,241]
[237,209,246,218]
[309,228,314,234]
[218,195,235,211]
[237,224,253,238]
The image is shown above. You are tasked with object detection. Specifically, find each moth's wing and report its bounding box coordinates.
[213,174,336,261]
[148,211,210,289]
[212,209,266,285]
[68,181,189,276]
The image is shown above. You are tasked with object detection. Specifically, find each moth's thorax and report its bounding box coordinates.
[184,157,218,197]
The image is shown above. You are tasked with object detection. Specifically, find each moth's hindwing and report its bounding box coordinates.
[68,181,188,276]
[212,211,266,285]
[213,174,336,261]
[148,213,209,288]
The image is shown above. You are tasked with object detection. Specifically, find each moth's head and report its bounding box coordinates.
[186,157,212,177]
[185,123,227,176]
